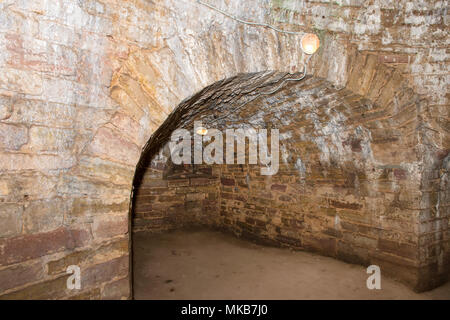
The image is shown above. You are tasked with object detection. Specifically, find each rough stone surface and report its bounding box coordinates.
[132,71,448,291]
[0,0,448,298]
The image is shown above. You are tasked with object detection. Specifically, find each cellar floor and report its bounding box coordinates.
[133,229,450,300]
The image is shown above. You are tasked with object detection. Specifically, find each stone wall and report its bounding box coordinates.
[0,0,448,299]
[133,150,220,232]
[132,72,448,292]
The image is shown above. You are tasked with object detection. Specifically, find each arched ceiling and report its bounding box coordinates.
[132,70,421,191]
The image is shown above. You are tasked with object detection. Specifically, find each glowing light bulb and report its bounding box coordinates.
[301,33,320,55]
[196,127,208,136]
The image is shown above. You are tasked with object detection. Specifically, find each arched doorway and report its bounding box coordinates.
[124,66,447,298]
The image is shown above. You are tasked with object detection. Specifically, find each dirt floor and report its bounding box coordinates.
[133,229,450,300]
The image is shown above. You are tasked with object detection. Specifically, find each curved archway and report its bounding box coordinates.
[0,0,447,301]
[120,55,446,295]
[92,28,446,296]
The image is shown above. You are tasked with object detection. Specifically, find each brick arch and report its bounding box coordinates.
[0,0,447,301]
[105,34,426,192]
[108,33,427,169]
[74,23,445,296]
[98,32,448,293]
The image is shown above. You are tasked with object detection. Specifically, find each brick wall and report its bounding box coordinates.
[0,0,447,299]
[133,71,447,292]
[133,148,220,232]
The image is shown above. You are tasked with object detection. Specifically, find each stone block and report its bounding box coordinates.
[0,153,76,171]
[27,126,76,152]
[81,255,129,289]
[75,156,134,186]
[69,197,129,218]
[0,68,42,95]
[271,184,287,192]
[47,237,128,275]
[23,199,65,233]
[377,238,419,260]
[0,227,90,266]
[220,178,235,186]
[0,274,70,300]
[92,213,128,240]
[102,277,130,300]
[87,126,140,166]
[0,94,13,120]
[0,123,28,150]
[0,261,44,293]
[0,203,23,238]
[3,98,76,127]
[69,288,101,300]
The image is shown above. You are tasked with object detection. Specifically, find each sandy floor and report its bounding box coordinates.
[133,229,450,300]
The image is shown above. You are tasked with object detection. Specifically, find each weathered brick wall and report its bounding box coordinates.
[0,0,448,298]
[134,148,220,232]
[217,162,425,288]
[0,0,137,299]
[270,0,448,123]
[418,151,450,289]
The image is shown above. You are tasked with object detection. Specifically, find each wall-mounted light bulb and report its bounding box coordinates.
[196,127,208,136]
[301,33,320,55]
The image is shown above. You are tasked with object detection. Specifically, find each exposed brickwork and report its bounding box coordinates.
[0,0,448,298]
[134,153,220,232]
[133,73,448,292]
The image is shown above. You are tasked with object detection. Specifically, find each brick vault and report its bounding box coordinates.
[0,0,448,299]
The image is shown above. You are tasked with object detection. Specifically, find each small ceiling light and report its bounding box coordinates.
[301,33,320,55]
[196,127,208,136]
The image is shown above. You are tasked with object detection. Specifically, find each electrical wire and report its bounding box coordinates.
[206,55,311,125]
[196,0,303,36]
[195,0,312,127]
